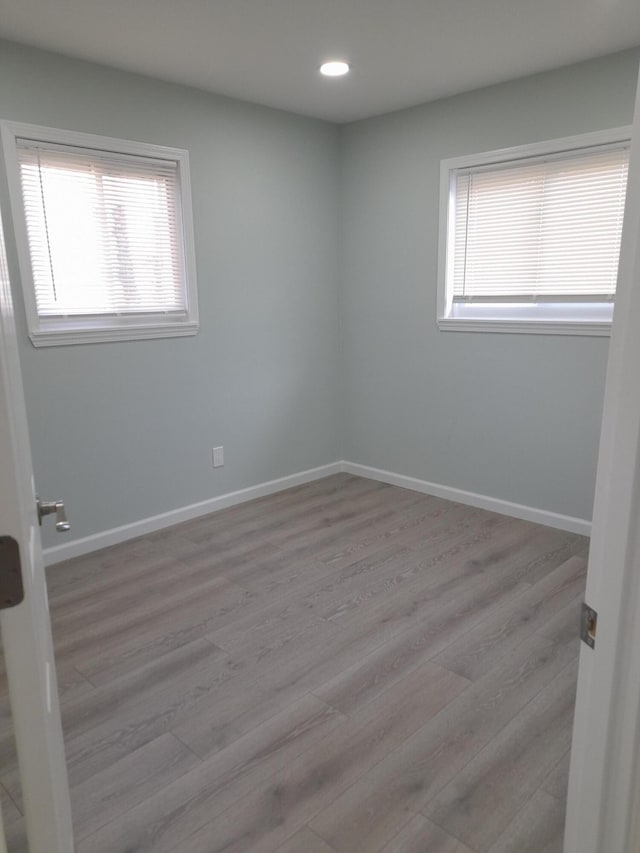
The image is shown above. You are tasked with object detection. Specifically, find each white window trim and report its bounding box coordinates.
[0,121,199,346]
[437,127,632,336]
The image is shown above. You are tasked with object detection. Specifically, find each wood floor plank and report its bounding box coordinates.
[485,790,566,853]
[60,575,251,685]
[300,511,535,628]
[291,544,430,623]
[373,504,512,559]
[432,554,586,681]
[123,476,380,562]
[176,663,467,853]
[46,538,172,599]
[311,627,472,717]
[217,547,330,597]
[265,521,536,705]
[1,637,236,807]
[308,629,577,853]
[536,594,584,647]
[50,552,203,622]
[265,504,421,565]
[411,518,583,591]
[299,496,474,572]
[78,694,347,853]
[424,661,577,850]
[277,827,338,853]
[170,679,310,759]
[177,482,405,573]
[72,732,200,840]
[541,749,571,802]
[179,475,388,549]
[82,662,467,853]
[208,600,345,685]
[379,815,474,853]
[308,531,576,719]
[305,547,531,667]
[55,637,234,788]
[0,659,94,738]
[1,474,584,852]
[0,782,27,852]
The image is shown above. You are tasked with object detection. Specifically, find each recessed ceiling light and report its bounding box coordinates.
[320,61,350,77]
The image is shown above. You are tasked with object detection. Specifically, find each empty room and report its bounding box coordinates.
[1,1,640,851]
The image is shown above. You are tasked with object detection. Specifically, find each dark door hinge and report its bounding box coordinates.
[0,537,24,610]
[581,602,598,649]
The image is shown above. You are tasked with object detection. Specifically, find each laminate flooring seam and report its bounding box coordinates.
[307,639,578,850]
[377,814,479,853]
[77,692,352,851]
[427,556,585,685]
[69,664,97,692]
[167,685,340,765]
[407,814,482,853]
[278,826,341,853]
[0,474,586,851]
[295,681,478,851]
[416,650,578,811]
[303,561,571,728]
[305,646,573,853]
[167,729,207,765]
[421,659,577,850]
[484,789,566,853]
[313,820,416,853]
[0,779,22,816]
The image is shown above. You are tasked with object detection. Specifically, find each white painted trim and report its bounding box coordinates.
[441,126,632,173]
[29,319,199,347]
[341,461,591,536]
[564,67,640,853]
[0,183,73,850]
[43,461,343,565]
[437,126,632,337]
[44,458,591,566]
[436,318,611,336]
[0,119,199,347]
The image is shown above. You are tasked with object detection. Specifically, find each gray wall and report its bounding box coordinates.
[339,49,640,522]
[1,41,638,548]
[0,41,342,547]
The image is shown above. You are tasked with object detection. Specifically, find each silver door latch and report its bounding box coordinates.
[36,497,70,532]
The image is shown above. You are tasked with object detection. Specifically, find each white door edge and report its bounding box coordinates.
[564,60,640,853]
[0,194,73,847]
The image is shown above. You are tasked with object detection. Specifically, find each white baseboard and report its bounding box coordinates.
[44,457,591,566]
[341,461,592,537]
[43,461,343,566]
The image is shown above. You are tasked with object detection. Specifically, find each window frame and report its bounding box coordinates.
[437,127,632,336]
[1,121,199,346]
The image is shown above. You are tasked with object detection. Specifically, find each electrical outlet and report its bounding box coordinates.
[212,446,224,468]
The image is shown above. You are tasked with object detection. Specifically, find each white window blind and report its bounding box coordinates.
[453,145,629,302]
[17,140,186,318]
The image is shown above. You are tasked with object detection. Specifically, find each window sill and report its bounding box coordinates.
[438,301,613,336]
[29,319,199,347]
[437,317,611,336]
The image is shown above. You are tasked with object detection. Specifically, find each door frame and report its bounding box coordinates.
[0,199,74,849]
[564,63,640,853]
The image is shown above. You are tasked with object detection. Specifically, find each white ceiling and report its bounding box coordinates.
[1,0,640,123]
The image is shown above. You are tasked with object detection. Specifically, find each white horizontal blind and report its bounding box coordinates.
[453,145,629,302]
[17,140,186,318]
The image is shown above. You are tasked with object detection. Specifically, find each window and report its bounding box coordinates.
[437,128,631,335]
[1,122,198,346]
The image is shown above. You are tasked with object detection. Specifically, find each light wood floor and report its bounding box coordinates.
[0,474,587,852]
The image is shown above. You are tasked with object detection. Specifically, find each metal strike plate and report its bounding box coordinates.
[581,602,598,649]
[0,536,24,610]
